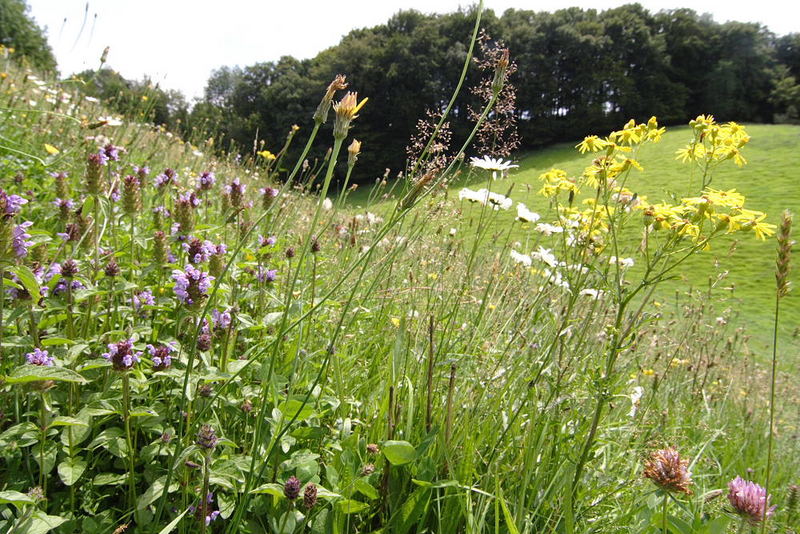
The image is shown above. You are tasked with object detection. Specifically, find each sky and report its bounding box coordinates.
[26,0,800,101]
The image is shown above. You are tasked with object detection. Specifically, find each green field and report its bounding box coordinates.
[350,124,800,351]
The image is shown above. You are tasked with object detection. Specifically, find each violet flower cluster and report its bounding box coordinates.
[727,476,775,524]
[26,348,54,366]
[102,339,141,371]
[172,264,214,307]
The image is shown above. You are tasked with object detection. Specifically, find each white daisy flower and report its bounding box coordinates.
[530,246,558,268]
[469,155,519,180]
[534,222,564,236]
[609,256,635,268]
[510,249,532,266]
[516,203,541,223]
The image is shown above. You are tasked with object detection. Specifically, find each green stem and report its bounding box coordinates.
[762,291,780,533]
[122,373,137,511]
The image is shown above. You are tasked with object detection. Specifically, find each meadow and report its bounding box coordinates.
[0,22,798,534]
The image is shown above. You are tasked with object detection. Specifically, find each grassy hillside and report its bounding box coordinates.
[350,124,800,351]
[1,60,799,534]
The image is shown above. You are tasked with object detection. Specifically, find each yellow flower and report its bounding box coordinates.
[44,143,60,155]
[576,135,608,154]
[643,369,655,376]
[390,317,401,327]
[257,150,276,160]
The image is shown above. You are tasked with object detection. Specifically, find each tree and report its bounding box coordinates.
[0,0,57,71]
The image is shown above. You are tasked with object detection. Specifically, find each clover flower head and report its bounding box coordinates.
[727,476,775,524]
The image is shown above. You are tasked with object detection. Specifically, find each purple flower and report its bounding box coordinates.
[52,198,75,209]
[12,222,33,257]
[49,171,69,179]
[110,187,121,203]
[147,343,174,370]
[256,268,277,283]
[132,290,155,313]
[102,339,141,371]
[178,191,201,208]
[52,279,84,296]
[727,476,776,524]
[196,425,218,450]
[260,187,279,198]
[172,265,214,307]
[133,165,150,178]
[189,492,220,526]
[0,189,28,218]
[197,171,215,190]
[258,235,277,247]
[153,205,170,217]
[212,308,232,329]
[182,237,215,264]
[91,151,109,167]
[102,143,122,161]
[26,348,54,366]
[154,168,178,188]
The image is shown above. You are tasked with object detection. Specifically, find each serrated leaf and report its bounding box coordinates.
[382,440,416,466]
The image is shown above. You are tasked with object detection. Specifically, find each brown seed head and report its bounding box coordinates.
[643,447,693,495]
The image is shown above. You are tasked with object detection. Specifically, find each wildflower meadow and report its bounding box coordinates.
[0,3,798,534]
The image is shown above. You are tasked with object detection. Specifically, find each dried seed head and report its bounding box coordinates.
[643,447,693,495]
[303,483,318,509]
[776,210,793,298]
[314,74,348,124]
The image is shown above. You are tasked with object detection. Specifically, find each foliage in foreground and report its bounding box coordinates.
[0,29,798,534]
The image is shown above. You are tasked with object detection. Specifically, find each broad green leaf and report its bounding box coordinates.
[335,499,369,514]
[382,440,416,466]
[0,490,34,508]
[58,457,87,486]
[11,511,67,534]
[10,265,41,300]
[49,416,88,428]
[278,399,314,421]
[138,476,179,510]
[92,473,127,486]
[4,365,88,384]
[354,479,379,500]
[249,483,285,498]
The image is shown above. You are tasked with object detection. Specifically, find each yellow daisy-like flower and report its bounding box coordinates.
[257,150,276,160]
[575,135,608,154]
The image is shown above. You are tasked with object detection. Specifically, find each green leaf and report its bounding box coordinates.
[354,479,379,500]
[387,487,430,534]
[12,511,67,534]
[41,337,75,346]
[249,483,285,498]
[156,508,188,534]
[138,476,179,510]
[92,473,127,486]
[0,490,35,508]
[58,457,87,486]
[10,265,41,300]
[335,499,369,514]
[32,441,57,475]
[382,440,416,465]
[49,416,88,428]
[278,399,314,421]
[4,365,88,384]
[497,483,520,534]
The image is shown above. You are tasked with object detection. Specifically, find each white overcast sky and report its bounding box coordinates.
[26,0,800,100]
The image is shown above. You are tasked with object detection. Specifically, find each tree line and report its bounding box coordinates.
[4,1,800,182]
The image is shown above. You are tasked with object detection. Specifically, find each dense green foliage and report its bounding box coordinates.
[0,0,56,71]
